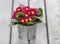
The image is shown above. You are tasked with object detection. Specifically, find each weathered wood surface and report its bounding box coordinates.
[46,0,60,44]
[0,0,12,44]
[0,0,60,44]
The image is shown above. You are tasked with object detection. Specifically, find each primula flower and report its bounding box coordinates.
[30,8,39,16]
[20,18,25,23]
[20,17,29,23]
[12,5,43,26]
[16,6,22,12]
[12,11,17,19]
[22,6,30,14]
[26,16,34,22]
[22,10,31,17]
[25,18,29,22]
[28,16,33,21]
[20,15,34,23]
[24,13,29,17]
[23,6,30,11]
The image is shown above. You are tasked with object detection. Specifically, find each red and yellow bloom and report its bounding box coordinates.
[19,16,34,23]
[20,17,29,23]
[16,7,22,12]
[12,11,18,19]
[30,8,39,16]
[12,6,42,25]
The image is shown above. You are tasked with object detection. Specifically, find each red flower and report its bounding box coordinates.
[24,14,30,17]
[20,17,29,23]
[22,10,31,17]
[22,6,30,14]
[23,6,30,11]
[16,6,22,12]
[12,11,17,19]
[30,8,39,16]
[20,15,34,23]
[25,18,29,22]
[12,5,42,25]
[28,16,34,21]
[20,18,25,23]
[26,16,34,22]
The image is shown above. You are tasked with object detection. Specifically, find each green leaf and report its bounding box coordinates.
[17,12,24,18]
[9,22,17,27]
[33,16,40,19]
[38,8,43,12]
[37,14,43,17]
[33,16,42,23]
[34,18,42,23]
[16,12,24,22]
[12,19,18,22]
[38,8,43,17]
[9,19,20,26]
[27,22,34,25]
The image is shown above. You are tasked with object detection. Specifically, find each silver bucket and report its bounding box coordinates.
[17,24,37,40]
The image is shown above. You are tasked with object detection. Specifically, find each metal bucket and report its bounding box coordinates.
[17,24,37,40]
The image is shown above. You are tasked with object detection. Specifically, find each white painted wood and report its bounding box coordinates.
[0,0,60,44]
[0,0,12,44]
[46,0,60,44]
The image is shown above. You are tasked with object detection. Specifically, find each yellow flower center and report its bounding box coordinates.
[31,11,35,14]
[25,14,28,17]
[29,18,32,21]
[21,19,24,23]
[25,19,28,22]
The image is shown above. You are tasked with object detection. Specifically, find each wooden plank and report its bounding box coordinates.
[46,0,60,44]
[0,0,12,44]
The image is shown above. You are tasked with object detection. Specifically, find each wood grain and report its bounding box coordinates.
[0,0,60,44]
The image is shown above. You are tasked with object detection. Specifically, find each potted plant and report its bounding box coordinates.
[11,5,43,40]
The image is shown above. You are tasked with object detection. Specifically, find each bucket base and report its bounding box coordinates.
[18,35,36,40]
